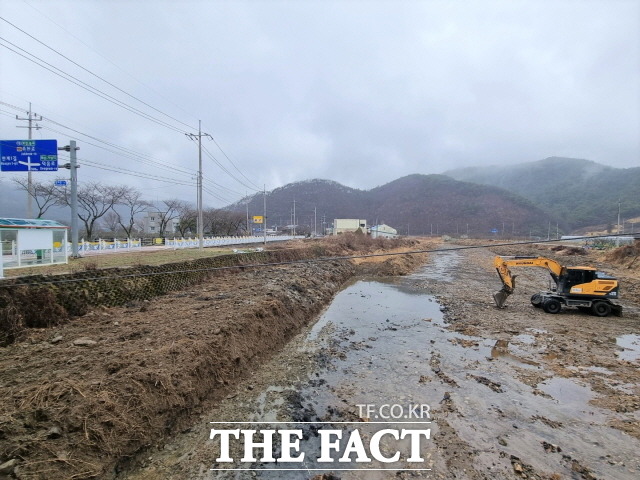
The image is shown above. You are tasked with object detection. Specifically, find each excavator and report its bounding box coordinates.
[493,256,622,317]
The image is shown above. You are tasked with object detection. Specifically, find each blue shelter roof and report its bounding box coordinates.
[0,218,68,228]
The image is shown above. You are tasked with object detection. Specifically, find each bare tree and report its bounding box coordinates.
[220,210,246,236]
[155,199,184,237]
[58,181,126,239]
[116,186,151,238]
[204,208,246,236]
[175,203,197,237]
[12,176,65,219]
[202,207,218,236]
[102,211,121,236]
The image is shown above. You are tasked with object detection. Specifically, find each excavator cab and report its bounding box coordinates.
[557,268,595,295]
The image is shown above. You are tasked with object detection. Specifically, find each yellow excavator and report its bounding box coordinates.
[493,256,622,317]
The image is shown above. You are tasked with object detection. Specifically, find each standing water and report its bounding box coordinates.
[122,253,640,480]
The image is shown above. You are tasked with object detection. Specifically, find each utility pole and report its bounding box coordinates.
[16,103,42,218]
[185,121,211,250]
[314,206,317,237]
[617,199,621,247]
[293,199,296,236]
[245,192,250,235]
[263,185,267,245]
[59,141,80,257]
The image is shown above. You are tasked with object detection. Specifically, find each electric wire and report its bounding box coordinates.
[1,234,632,288]
[0,16,196,131]
[200,141,261,192]
[0,37,188,134]
[209,135,261,190]
[43,124,196,179]
[201,185,235,204]
[53,150,196,187]
[19,0,199,124]
[2,100,197,178]
[80,159,197,186]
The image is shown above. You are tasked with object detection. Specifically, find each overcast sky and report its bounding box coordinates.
[1,0,638,208]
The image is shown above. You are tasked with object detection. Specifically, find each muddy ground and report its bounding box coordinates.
[1,239,638,480]
[115,241,639,480]
[0,237,430,479]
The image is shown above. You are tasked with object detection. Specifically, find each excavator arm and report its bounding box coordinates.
[493,256,564,308]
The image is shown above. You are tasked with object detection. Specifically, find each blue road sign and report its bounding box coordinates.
[54,180,67,186]
[0,139,58,172]
[491,228,499,234]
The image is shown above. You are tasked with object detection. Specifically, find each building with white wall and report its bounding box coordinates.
[140,211,179,235]
[332,219,368,235]
[370,224,398,238]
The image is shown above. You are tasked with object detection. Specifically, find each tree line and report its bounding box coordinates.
[12,177,247,239]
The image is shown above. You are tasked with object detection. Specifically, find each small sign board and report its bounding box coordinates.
[491,228,499,234]
[252,215,264,224]
[54,180,67,186]
[0,139,58,171]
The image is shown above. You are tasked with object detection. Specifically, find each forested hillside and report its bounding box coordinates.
[445,157,640,229]
[229,176,558,237]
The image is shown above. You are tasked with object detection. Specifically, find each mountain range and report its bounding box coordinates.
[232,157,639,236]
[3,157,636,237]
[444,157,640,230]
[231,175,555,237]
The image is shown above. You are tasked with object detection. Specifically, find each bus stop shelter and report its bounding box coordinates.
[0,218,68,278]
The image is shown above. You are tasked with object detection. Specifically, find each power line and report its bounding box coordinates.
[79,159,196,186]
[2,101,197,178]
[201,185,235,204]
[200,141,261,192]
[0,37,188,134]
[208,135,261,190]
[53,150,196,186]
[43,124,196,178]
[0,16,196,132]
[20,0,200,124]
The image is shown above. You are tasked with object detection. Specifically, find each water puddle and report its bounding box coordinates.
[616,334,640,361]
[410,249,459,282]
[512,334,536,345]
[568,365,613,375]
[538,377,597,412]
[490,339,540,367]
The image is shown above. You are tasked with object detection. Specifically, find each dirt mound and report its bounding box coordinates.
[550,245,587,256]
[0,261,354,479]
[605,243,640,267]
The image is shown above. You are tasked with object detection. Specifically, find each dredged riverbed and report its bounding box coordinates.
[121,251,640,480]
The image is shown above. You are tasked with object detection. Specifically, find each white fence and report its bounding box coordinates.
[166,235,298,248]
[67,238,143,253]
[62,235,299,254]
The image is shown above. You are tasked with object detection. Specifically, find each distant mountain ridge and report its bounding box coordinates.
[229,175,556,237]
[444,157,640,229]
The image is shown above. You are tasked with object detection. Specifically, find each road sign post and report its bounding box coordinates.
[58,141,80,258]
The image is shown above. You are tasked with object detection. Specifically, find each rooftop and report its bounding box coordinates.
[0,218,68,229]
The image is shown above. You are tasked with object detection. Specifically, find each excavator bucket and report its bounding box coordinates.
[493,288,511,308]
